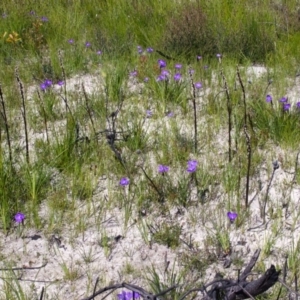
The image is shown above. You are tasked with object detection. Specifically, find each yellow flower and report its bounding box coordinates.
[6,31,21,43]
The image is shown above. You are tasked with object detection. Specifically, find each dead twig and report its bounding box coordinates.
[81,249,282,300]
[0,261,47,271]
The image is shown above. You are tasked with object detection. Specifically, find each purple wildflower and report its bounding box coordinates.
[283,103,291,111]
[279,97,288,103]
[147,47,154,53]
[40,83,47,91]
[189,69,195,75]
[68,39,74,44]
[137,46,143,54]
[119,177,130,186]
[57,80,64,86]
[161,69,169,77]
[85,42,91,48]
[195,82,202,89]
[216,53,222,58]
[158,165,169,173]
[266,95,272,103]
[204,65,209,69]
[40,79,52,91]
[175,64,182,70]
[158,59,166,68]
[41,16,49,22]
[297,101,300,109]
[156,75,165,82]
[96,50,102,55]
[29,11,35,16]
[45,79,52,87]
[146,110,153,118]
[14,212,25,224]
[197,55,202,61]
[166,111,174,117]
[117,291,140,300]
[227,211,238,223]
[174,73,181,81]
[144,77,149,83]
[187,160,198,173]
[157,70,169,81]
[130,70,138,77]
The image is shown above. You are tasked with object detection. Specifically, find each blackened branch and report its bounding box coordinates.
[81,249,283,300]
[221,69,232,162]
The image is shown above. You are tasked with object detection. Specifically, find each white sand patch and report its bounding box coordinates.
[2,65,300,299]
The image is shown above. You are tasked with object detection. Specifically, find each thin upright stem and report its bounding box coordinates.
[237,66,251,208]
[0,83,12,164]
[15,68,29,164]
[189,70,198,153]
[221,69,232,162]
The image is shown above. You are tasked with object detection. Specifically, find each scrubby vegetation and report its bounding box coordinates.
[1,0,300,299]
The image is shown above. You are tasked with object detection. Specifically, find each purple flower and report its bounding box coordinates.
[166,111,174,117]
[158,165,169,173]
[14,212,25,223]
[57,80,64,86]
[204,65,209,69]
[157,70,169,81]
[161,69,169,77]
[175,64,182,69]
[40,79,52,91]
[156,75,165,82]
[158,59,166,68]
[29,11,35,16]
[197,55,202,61]
[189,69,195,75]
[279,97,288,103]
[41,16,49,22]
[144,77,149,83]
[147,47,153,53]
[96,50,102,55]
[194,82,202,89]
[216,53,222,58]
[296,101,300,109]
[266,95,272,103]
[119,177,130,186]
[68,39,74,44]
[146,110,153,118]
[227,211,238,223]
[187,160,198,173]
[137,45,143,54]
[174,73,181,81]
[130,70,138,77]
[45,79,52,87]
[283,103,291,111]
[85,42,91,48]
[117,291,140,300]
[40,83,47,91]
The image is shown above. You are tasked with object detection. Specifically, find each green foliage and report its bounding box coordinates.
[161,0,300,62]
[0,272,28,300]
[149,77,188,113]
[163,1,216,58]
[152,223,181,249]
[162,0,276,61]
[1,0,300,298]
[146,264,185,300]
[122,117,150,152]
[249,98,300,147]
